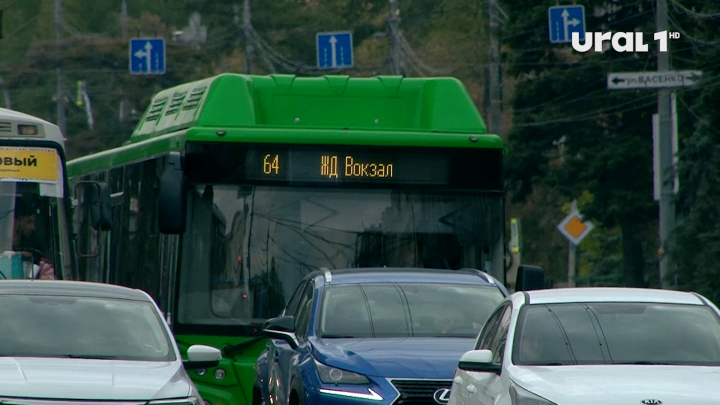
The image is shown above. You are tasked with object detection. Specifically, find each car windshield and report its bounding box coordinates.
[0,294,176,361]
[318,283,504,338]
[512,302,720,366]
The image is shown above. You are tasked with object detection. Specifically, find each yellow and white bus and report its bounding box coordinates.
[0,107,77,280]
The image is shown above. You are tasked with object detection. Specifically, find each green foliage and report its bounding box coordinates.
[4,29,214,159]
[250,0,389,70]
[671,0,720,300]
[5,0,717,296]
[500,0,661,286]
[1,0,480,160]
[503,1,658,224]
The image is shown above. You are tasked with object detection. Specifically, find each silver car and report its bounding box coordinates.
[0,280,221,404]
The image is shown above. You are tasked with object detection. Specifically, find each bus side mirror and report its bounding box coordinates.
[515,265,545,292]
[158,152,187,234]
[91,183,112,231]
[74,181,112,231]
[73,181,112,259]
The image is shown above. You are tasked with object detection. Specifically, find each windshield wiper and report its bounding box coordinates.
[615,361,672,365]
[54,355,118,359]
[529,362,565,366]
[321,335,356,338]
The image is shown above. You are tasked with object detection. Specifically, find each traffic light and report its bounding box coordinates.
[0,9,4,40]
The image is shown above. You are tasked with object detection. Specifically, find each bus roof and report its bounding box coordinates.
[68,74,503,176]
[131,73,492,143]
[0,107,66,150]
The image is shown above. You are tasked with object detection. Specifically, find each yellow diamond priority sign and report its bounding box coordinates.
[557,210,594,246]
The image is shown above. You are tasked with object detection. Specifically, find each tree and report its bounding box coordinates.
[5,12,215,158]
[671,0,720,300]
[500,0,659,287]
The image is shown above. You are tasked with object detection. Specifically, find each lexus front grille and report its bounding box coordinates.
[388,379,453,405]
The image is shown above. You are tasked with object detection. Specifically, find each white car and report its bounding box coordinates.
[0,280,222,404]
[449,287,720,405]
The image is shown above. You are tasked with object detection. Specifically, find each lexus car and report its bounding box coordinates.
[449,287,720,405]
[0,280,222,404]
[253,267,545,405]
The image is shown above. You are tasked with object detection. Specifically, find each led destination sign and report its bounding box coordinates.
[245,148,449,185]
[183,143,503,190]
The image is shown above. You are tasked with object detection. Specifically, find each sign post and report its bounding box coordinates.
[557,201,594,287]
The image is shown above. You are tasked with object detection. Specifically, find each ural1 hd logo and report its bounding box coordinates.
[571,30,680,52]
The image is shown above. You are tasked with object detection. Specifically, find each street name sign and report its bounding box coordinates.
[607,70,702,90]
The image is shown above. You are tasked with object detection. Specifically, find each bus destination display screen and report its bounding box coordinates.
[245,147,450,185]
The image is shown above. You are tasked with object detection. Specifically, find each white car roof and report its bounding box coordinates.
[516,287,706,306]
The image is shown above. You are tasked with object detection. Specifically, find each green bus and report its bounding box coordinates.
[0,107,80,281]
[67,73,526,405]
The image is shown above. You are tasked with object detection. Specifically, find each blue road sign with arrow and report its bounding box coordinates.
[548,5,586,44]
[316,31,353,69]
[129,38,166,75]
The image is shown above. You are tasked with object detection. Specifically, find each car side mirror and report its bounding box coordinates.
[262,315,299,350]
[458,349,500,373]
[515,265,545,292]
[183,344,222,371]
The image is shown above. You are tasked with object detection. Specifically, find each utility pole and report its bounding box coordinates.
[121,0,128,39]
[487,0,503,137]
[388,0,402,75]
[243,0,252,74]
[55,0,66,136]
[120,0,128,122]
[656,0,675,289]
[0,76,10,109]
[487,0,505,283]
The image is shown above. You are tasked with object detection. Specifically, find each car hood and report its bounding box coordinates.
[510,365,720,404]
[310,337,474,379]
[0,357,192,400]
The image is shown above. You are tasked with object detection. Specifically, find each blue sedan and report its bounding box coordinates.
[252,267,541,405]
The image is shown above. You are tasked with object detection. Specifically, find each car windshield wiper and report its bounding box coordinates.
[52,355,118,359]
[615,361,672,365]
[321,335,356,338]
[529,362,565,366]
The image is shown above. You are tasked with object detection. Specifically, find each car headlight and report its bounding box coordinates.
[148,397,203,405]
[510,384,556,405]
[315,359,370,384]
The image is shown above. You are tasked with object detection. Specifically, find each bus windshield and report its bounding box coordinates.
[0,149,70,280]
[176,185,502,330]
